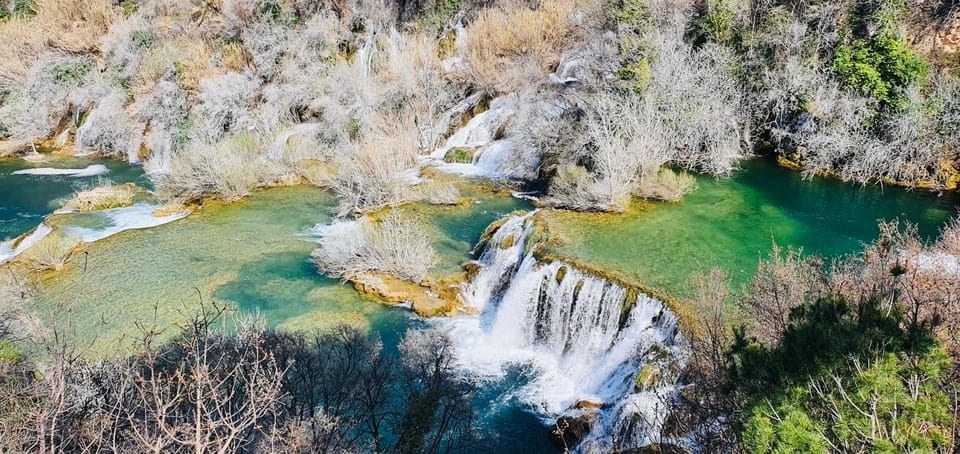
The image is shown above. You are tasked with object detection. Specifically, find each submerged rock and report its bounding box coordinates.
[350,272,460,317]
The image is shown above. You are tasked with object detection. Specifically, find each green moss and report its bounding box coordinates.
[634,363,659,389]
[0,340,22,364]
[555,265,567,284]
[443,147,475,164]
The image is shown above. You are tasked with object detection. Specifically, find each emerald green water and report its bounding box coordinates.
[0,156,147,240]
[547,157,960,296]
[15,158,959,453]
[36,186,398,352]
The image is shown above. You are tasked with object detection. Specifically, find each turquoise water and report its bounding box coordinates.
[547,157,960,295]
[13,157,960,452]
[0,156,147,240]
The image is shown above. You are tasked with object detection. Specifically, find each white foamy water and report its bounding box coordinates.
[12,164,110,177]
[65,204,189,243]
[441,213,686,452]
[429,97,534,179]
[0,223,53,263]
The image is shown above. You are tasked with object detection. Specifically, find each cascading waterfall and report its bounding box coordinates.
[443,213,687,452]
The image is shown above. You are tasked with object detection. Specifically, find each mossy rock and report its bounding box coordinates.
[635,363,660,390]
[500,234,516,249]
[555,265,568,284]
[443,147,475,164]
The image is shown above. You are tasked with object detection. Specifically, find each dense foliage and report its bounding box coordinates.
[673,220,960,452]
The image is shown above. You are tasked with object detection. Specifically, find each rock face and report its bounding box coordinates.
[550,401,603,450]
[937,12,960,54]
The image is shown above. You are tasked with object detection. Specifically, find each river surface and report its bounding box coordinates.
[0,156,147,240]
[546,157,960,296]
[5,154,959,452]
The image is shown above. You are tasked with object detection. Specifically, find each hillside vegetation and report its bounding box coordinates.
[0,0,955,213]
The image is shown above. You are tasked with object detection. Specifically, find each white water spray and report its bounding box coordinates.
[443,213,686,452]
[12,164,111,177]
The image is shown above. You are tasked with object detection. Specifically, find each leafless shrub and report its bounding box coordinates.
[740,243,827,346]
[311,210,438,283]
[157,133,272,202]
[101,12,154,80]
[542,92,671,212]
[645,38,746,174]
[0,54,93,142]
[325,117,421,215]
[137,80,190,174]
[190,72,261,145]
[75,90,143,161]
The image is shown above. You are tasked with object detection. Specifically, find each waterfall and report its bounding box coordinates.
[0,223,53,263]
[270,123,320,161]
[65,204,189,243]
[443,213,687,452]
[429,96,538,179]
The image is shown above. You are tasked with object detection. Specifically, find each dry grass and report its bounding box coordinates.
[19,233,80,273]
[414,181,461,205]
[59,183,140,212]
[465,0,578,93]
[220,42,252,72]
[136,37,216,94]
[0,0,117,92]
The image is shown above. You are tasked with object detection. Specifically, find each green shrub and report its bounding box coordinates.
[51,61,92,85]
[696,0,737,44]
[832,32,929,106]
[12,0,35,17]
[442,147,474,163]
[131,31,155,49]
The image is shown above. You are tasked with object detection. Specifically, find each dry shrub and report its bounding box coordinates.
[136,37,216,94]
[465,0,578,93]
[0,55,94,142]
[20,233,80,273]
[311,211,438,283]
[75,90,143,161]
[157,133,272,202]
[636,168,697,201]
[0,0,117,92]
[190,71,261,144]
[60,183,138,212]
[325,118,421,216]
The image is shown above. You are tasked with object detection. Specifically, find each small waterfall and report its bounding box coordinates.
[270,123,320,161]
[65,204,189,243]
[355,35,374,77]
[0,223,53,263]
[444,213,687,452]
[430,96,537,179]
